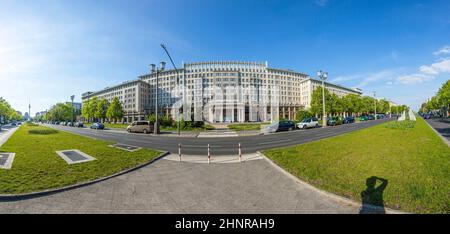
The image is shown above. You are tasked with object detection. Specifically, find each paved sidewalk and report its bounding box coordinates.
[197,129,238,138]
[0,125,19,148]
[163,153,263,164]
[0,158,362,214]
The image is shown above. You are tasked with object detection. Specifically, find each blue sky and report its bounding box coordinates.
[0,0,449,114]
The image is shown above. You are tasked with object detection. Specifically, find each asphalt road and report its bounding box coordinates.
[46,118,392,155]
[425,117,450,141]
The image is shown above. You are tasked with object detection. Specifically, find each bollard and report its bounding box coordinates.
[178,143,181,162]
[207,144,211,164]
[238,142,242,162]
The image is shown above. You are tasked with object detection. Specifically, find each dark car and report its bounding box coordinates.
[90,123,104,130]
[376,114,386,119]
[264,120,296,133]
[75,122,84,127]
[367,115,375,120]
[423,114,431,119]
[327,117,343,126]
[343,116,355,124]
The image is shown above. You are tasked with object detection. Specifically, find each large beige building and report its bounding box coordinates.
[299,78,363,109]
[82,79,150,122]
[82,61,362,123]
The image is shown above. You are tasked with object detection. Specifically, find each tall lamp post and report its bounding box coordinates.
[373,91,377,120]
[70,95,75,125]
[317,70,328,128]
[150,62,166,135]
[161,44,182,135]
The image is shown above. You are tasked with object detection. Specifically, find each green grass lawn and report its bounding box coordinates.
[0,124,161,194]
[263,117,450,213]
[228,122,270,131]
[160,124,215,132]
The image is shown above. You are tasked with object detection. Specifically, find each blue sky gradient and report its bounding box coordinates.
[0,0,449,114]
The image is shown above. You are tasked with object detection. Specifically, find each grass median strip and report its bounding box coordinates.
[263,117,450,213]
[0,124,161,194]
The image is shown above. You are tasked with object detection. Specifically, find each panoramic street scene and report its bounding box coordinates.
[0,0,449,226]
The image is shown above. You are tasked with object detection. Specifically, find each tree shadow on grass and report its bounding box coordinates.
[359,176,388,214]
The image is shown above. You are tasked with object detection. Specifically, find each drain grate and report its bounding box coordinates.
[56,150,96,164]
[0,153,15,169]
[109,143,141,152]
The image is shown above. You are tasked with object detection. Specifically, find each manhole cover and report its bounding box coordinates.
[109,143,141,152]
[0,153,15,169]
[56,150,96,164]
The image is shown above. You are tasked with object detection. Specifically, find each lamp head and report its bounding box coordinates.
[150,64,156,73]
[323,72,328,79]
[317,70,322,77]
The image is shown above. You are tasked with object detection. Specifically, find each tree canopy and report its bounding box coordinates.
[309,87,407,116]
[419,80,450,115]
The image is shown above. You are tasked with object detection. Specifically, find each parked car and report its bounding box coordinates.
[376,114,386,119]
[367,115,375,120]
[90,123,104,130]
[343,116,355,124]
[75,122,84,128]
[127,121,154,134]
[327,117,343,126]
[11,122,17,126]
[359,116,369,121]
[297,117,319,129]
[264,120,296,133]
[423,114,431,119]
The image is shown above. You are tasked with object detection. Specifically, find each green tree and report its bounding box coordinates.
[295,110,313,122]
[95,98,109,123]
[106,97,123,123]
[437,80,450,108]
[82,100,91,122]
[310,87,331,116]
[377,99,390,114]
[341,94,362,116]
[360,96,375,114]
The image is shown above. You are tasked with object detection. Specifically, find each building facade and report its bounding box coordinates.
[82,80,150,122]
[298,78,363,109]
[82,61,362,123]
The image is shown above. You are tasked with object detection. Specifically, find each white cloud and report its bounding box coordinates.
[418,58,450,75]
[396,74,433,85]
[433,45,450,56]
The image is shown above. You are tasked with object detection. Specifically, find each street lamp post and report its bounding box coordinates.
[373,91,377,120]
[317,70,328,128]
[150,62,166,135]
[161,44,182,135]
[70,95,75,125]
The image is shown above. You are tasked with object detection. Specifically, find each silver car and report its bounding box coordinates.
[297,117,319,129]
[127,121,154,134]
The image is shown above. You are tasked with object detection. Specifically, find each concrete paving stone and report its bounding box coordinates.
[0,156,365,213]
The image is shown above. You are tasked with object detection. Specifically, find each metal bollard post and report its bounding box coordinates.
[207,144,211,164]
[239,142,242,162]
[178,143,181,162]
